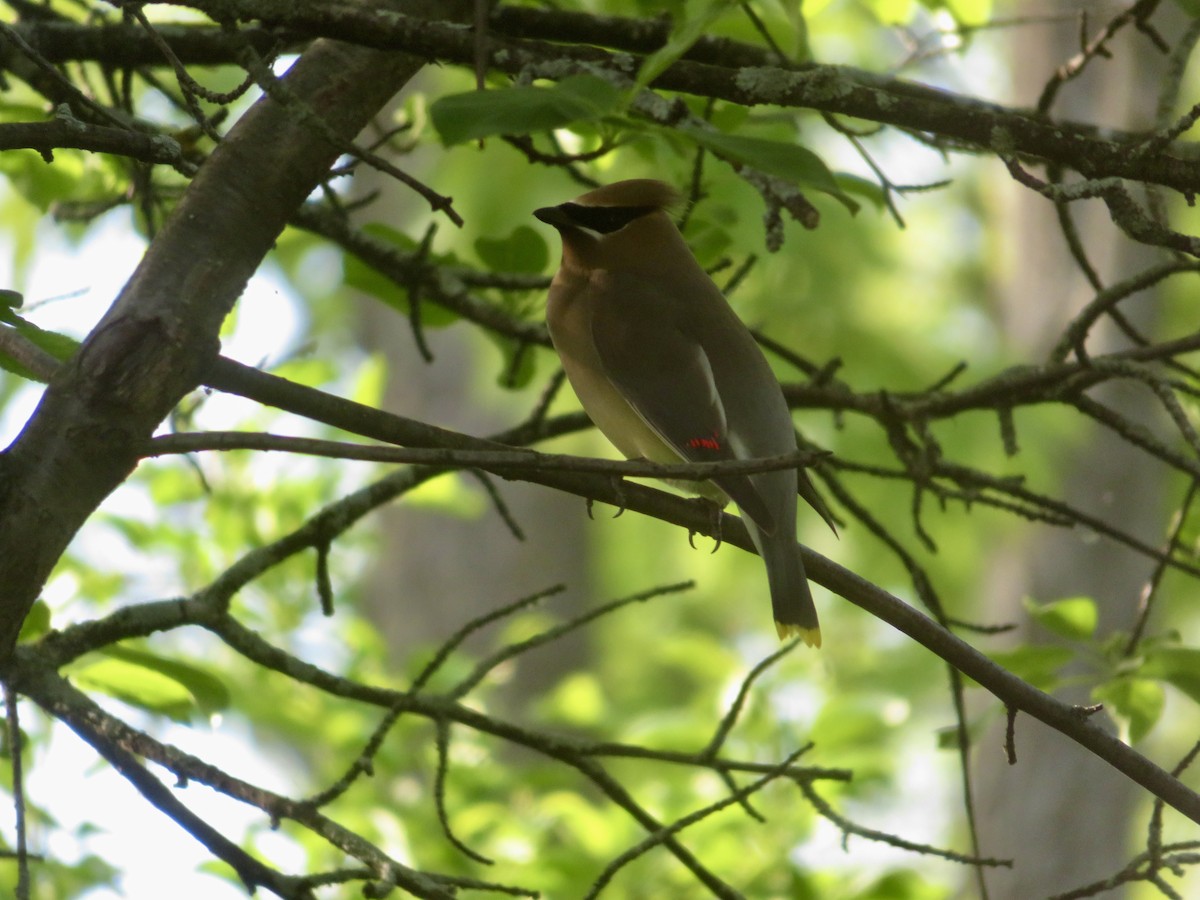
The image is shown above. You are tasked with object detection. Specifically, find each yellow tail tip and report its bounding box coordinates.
[775,622,822,648]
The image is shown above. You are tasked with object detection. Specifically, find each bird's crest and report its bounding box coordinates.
[573,179,681,212]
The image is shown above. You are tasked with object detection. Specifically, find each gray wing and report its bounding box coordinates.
[589,273,777,533]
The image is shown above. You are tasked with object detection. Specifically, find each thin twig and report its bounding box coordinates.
[4,685,30,900]
[143,430,828,481]
[1037,0,1165,113]
[583,746,810,899]
[1124,479,1199,656]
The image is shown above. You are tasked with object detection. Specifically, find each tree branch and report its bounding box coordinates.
[0,2,475,661]
[143,429,826,480]
[129,356,1200,826]
[0,115,186,166]
[9,658,459,899]
[11,5,1200,194]
[142,1,1200,195]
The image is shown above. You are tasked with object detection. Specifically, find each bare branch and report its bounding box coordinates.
[0,114,187,167]
[143,429,828,481]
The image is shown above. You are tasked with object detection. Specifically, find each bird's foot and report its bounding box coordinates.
[609,476,627,518]
[687,496,725,553]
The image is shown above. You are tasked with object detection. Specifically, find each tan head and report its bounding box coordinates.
[534,179,689,273]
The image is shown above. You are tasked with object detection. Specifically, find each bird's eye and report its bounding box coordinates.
[560,203,657,234]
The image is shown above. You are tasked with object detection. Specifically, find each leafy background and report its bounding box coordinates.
[1,0,1199,898]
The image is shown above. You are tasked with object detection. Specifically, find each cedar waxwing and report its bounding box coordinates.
[535,179,834,646]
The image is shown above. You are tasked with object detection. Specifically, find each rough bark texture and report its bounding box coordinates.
[0,1,470,661]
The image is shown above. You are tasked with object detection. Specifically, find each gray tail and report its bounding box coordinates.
[756,527,821,647]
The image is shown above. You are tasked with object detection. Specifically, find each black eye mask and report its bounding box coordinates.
[557,202,657,234]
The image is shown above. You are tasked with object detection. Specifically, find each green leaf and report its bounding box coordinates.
[680,217,733,267]
[0,311,78,380]
[538,672,608,728]
[985,645,1073,692]
[1141,647,1200,705]
[17,601,50,642]
[935,715,988,751]
[0,289,22,309]
[145,465,207,507]
[487,333,538,390]
[71,644,231,721]
[836,173,888,210]
[772,0,813,62]
[102,645,231,715]
[631,0,737,94]
[71,656,195,721]
[676,126,859,212]
[870,0,916,24]
[1024,596,1098,640]
[343,223,456,327]
[0,308,80,361]
[859,868,946,899]
[430,75,622,145]
[474,225,549,275]
[944,0,993,26]
[349,352,388,408]
[0,147,84,213]
[1093,678,1164,743]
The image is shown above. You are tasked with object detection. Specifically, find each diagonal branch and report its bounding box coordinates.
[0,2,474,662]
[10,659,458,899]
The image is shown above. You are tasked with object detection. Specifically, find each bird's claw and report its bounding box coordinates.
[686,496,725,553]
[610,476,627,518]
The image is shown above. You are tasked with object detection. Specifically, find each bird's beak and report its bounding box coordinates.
[533,204,571,228]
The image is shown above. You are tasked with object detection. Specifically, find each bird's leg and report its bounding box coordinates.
[609,476,627,518]
[687,496,725,553]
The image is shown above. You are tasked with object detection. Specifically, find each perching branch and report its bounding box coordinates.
[123,353,1200,826]
[144,429,827,481]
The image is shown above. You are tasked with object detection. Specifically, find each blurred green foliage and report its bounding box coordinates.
[1,0,1198,898]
